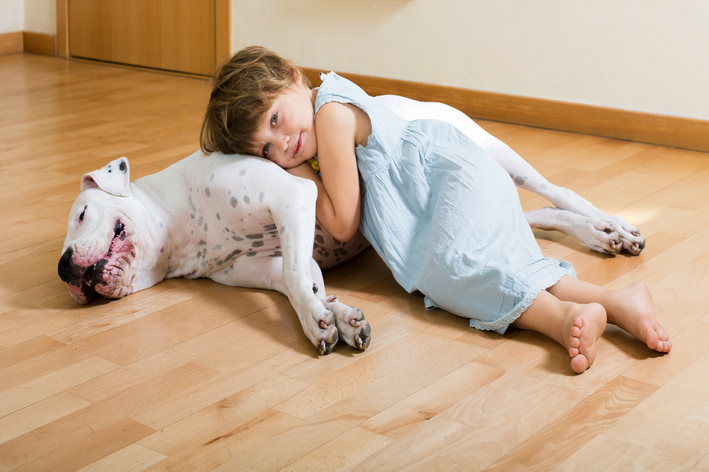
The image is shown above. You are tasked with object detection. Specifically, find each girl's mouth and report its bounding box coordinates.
[293,134,302,156]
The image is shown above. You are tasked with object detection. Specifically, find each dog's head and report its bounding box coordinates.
[59,157,158,304]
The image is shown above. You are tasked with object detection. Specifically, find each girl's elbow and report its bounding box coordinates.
[331,224,359,243]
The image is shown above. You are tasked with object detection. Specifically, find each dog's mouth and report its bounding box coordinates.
[63,218,131,304]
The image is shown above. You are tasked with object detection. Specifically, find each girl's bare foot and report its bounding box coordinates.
[562,303,607,374]
[609,282,671,353]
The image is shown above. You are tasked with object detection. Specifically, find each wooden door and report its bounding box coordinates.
[63,0,229,76]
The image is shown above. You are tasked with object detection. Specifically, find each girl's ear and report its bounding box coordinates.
[292,66,303,86]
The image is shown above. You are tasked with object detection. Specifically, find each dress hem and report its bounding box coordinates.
[468,260,577,334]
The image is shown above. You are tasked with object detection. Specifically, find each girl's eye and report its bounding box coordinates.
[263,143,271,157]
[78,206,86,223]
[270,112,278,127]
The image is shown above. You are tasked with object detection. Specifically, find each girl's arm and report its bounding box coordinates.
[289,102,369,242]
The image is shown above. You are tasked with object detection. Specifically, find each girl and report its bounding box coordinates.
[201,46,671,373]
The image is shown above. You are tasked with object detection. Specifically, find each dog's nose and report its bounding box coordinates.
[58,248,75,282]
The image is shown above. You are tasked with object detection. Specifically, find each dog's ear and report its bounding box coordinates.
[81,157,132,197]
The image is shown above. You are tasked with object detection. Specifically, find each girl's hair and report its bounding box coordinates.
[200,46,311,156]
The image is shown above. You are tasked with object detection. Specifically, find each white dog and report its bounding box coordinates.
[59,97,644,355]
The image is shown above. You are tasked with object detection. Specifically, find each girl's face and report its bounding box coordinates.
[252,77,317,169]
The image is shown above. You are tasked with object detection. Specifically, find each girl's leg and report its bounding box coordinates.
[547,276,671,353]
[511,291,607,373]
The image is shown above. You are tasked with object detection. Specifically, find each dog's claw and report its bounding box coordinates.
[356,335,363,349]
[351,319,360,327]
[326,295,339,302]
[319,320,327,330]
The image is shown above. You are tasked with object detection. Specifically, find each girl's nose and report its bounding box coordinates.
[282,135,290,153]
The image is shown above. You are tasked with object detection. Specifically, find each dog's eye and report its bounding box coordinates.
[78,206,86,224]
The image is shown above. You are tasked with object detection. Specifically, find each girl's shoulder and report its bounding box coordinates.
[315,72,371,113]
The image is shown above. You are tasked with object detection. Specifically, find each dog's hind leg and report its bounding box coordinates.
[378,95,645,255]
[483,138,645,255]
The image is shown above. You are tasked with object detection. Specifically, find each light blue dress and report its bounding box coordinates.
[315,72,575,334]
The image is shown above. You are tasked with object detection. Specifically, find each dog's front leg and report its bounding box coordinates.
[268,178,342,354]
[308,258,371,350]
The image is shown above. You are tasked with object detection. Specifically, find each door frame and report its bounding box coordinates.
[56,0,231,74]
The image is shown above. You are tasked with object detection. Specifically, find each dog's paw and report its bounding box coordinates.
[620,230,645,256]
[306,307,339,355]
[597,215,645,255]
[571,217,623,254]
[324,295,371,350]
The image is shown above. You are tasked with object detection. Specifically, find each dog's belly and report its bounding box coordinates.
[163,178,370,280]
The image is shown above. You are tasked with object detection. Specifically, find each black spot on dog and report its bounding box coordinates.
[119,160,127,172]
[199,240,206,246]
[217,249,242,265]
[315,223,322,231]
[259,192,265,202]
[230,197,238,208]
[213,245,222,251]
[252,241,264,248]
[246,234,263,240]
[514,176,525,186]
[190,213,195,219]
[210,173,215,181]
[216,213,221,220]
[232,235,244,241]
[204,223,208,231]
[270,250,282,257]
[160,247,165,253]
[243,196,250,204]
[315,234,325,244]
[246,252,256,257]
[333,239,342,245]
[264,224,277,232]
[239,169,247,177]
[313,243,320,250]
[205,188,211,197]
[198,216,203,226]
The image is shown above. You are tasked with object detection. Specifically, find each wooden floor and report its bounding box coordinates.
[1,53,709,472]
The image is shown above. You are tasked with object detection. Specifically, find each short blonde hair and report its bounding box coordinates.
[200,46,311,155]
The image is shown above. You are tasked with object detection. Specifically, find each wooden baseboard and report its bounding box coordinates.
[301,68,709,153]
[0,32,23,56]
[0,31,56,57]
[24,32,56,56]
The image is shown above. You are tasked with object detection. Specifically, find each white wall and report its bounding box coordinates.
[0,0,24,34]
[231,0,709,121]
[24,0,55,35]
[0,0,55,35]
